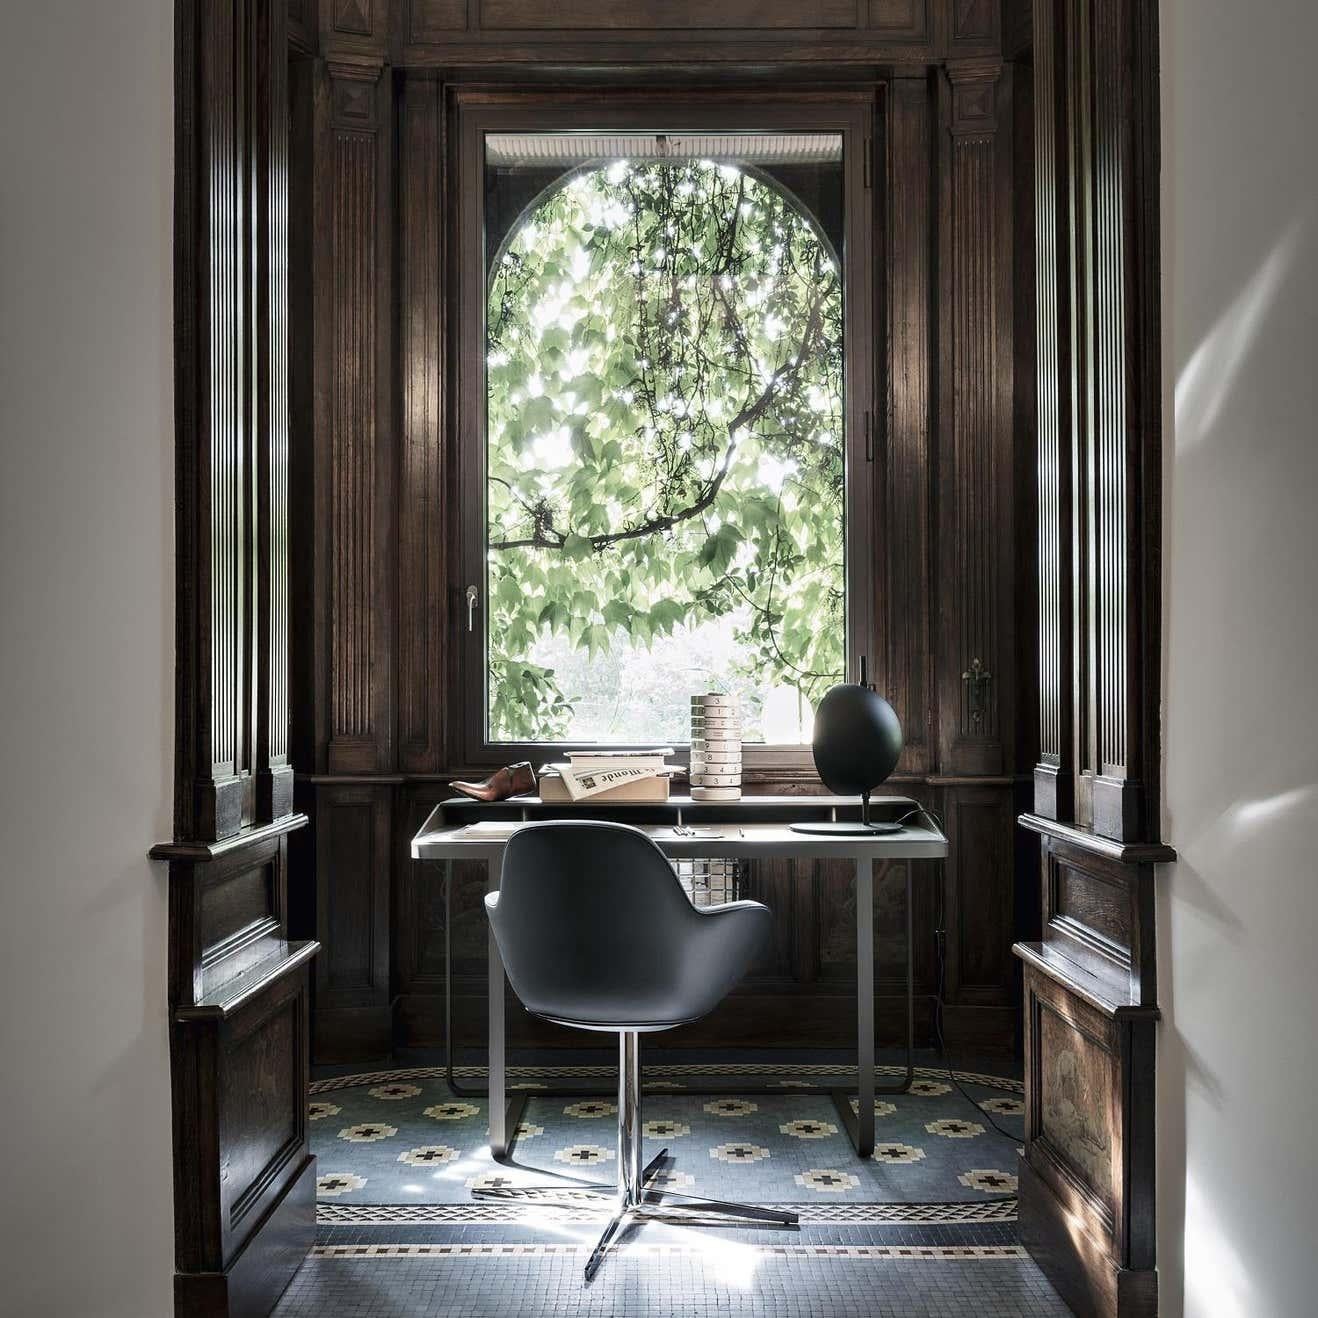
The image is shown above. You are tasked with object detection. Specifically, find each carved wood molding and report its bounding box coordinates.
[344,0,1006,65]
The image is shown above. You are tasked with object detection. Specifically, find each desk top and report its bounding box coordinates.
[411,795,948,862]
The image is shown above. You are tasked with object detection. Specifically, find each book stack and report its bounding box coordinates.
[690,693,742,801]
[539,748,675,803]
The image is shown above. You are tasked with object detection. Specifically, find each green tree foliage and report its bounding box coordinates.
[486,158,844,741]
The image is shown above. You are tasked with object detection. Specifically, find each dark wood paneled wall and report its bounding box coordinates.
[289,0,1035,1071]
[165,2,317,1313]
[1031,0,1161,845]
[1015,2,1170,1315]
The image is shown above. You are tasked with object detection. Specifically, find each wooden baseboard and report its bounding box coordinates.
[175,1153,316,1318]
[1019,1157,1157,1318]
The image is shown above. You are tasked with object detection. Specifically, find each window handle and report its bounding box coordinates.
[466,584,479,633]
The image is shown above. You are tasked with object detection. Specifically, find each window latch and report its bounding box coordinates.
[465,584,479,633]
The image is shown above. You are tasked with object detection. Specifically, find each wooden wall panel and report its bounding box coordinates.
[313,783,393,1058]
[176,0,249,842]
[1031,0,1074,820]
[1019,962,1158,1317]
[949,0,999,49]
[394,0,1005,63]
[398,79,447,772]
[258,0,296,822]
[867,0,930,42]
[936,60,1014,777]
[178,0,301,840]
[480,0,860,30]
[943,786,1014,1002]
[288,0,317,51]
[883,74,934,775]
[317,57,395,774]
[332,0,375,35]
[1086,0,1155,842]
[171,1,316,1308]
[1033,0,1160,843]
[1015,8,1167,1308]
[219,993,302,1252]
[410,0,470,41]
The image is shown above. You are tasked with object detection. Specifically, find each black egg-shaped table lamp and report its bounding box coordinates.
[791,658,904,836]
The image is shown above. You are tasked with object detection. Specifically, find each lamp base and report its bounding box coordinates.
[789,820,903,836]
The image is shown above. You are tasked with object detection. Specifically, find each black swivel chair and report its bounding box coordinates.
[478,820,799,1280]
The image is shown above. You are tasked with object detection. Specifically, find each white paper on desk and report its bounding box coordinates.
[557,763,660,801]
[451,822,522,840]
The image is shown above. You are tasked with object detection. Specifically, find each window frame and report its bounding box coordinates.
[452,89,879,776]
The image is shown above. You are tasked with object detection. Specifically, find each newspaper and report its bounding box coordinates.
[556,762,667,802]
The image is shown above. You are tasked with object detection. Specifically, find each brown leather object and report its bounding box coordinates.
[451,761,538,802]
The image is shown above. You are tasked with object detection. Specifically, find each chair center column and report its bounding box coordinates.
[618,1031,643,1207]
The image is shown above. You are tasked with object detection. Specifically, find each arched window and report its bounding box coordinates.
[481,142,847,746]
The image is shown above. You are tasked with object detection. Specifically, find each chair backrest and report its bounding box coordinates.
[487,820,756,1031]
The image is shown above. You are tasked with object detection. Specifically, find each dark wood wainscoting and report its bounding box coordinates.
[158,818,318,1318]
[1016,2,1171,1314]
[165,1,316,1313]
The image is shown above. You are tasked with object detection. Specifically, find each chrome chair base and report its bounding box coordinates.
[471,1032,800,1281]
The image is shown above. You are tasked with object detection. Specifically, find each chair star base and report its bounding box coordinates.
[472,1032,800,1281]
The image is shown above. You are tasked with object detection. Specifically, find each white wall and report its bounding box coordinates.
[0,2,175,1316]
[1160,2,1318,1315]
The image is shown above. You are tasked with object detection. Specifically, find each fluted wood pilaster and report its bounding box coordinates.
[315,55,395,774]
[1031,0,1074,820]
[398,77,447,773]
[883,74,935,775]
[257,0,296,821]
[177,0,302,840]
[936,59,1014,778]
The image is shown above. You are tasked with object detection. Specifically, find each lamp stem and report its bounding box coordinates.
[861,790,871,830]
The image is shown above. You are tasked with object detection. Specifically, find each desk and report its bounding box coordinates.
[411,795,948,1159]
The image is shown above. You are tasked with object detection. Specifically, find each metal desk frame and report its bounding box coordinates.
[412,795,948,1160]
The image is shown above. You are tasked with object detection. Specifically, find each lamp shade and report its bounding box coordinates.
[811,681,903,798]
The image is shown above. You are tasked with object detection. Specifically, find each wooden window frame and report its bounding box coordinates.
[451,87,881,775]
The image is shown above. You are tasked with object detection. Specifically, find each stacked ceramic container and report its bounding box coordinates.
[689,693,742,801]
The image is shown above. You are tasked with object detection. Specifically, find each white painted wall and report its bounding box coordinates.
[0,2,175,1315]
[1159,2,1318,1315]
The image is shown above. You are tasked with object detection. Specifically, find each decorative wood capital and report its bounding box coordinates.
[328,54,385,130]
[946,57,1002,136]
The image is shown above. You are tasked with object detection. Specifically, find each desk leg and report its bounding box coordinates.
[487,864,510,1159]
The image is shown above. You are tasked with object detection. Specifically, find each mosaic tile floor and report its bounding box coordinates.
[279,1054,1067,1315]
[309,1061,1025,1213]
[271,1251,1072,1317]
